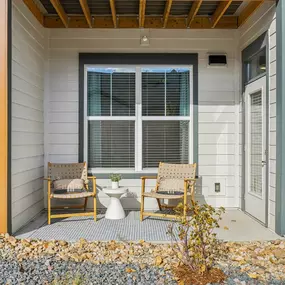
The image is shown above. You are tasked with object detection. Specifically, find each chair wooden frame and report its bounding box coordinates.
[44,162,97,224]
[140,163,196,221]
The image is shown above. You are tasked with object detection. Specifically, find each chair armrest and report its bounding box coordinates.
[184,178,196,188]
[141,176,157,195]
[141,176,157,180]
[184,178,196,183]
[88,176,96,179]
[184,178,196,198]
[87,176,96,194]
[43,177,51,181]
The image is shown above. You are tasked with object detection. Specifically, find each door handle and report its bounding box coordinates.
[262,161,267,166]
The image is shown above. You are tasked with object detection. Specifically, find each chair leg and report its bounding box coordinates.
[183,181,187,221]
[183,201,187,221]
[156,198,162,211]
[47,195,51,225]
[47,179,51,225]
[93,195,97,222]
[140,195,145,221]
[83,197,88,211]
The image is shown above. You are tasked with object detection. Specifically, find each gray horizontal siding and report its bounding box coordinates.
[11,0,46,233]
[48,28,239,209]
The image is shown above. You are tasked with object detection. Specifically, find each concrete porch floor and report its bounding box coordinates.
[15,209,280,242]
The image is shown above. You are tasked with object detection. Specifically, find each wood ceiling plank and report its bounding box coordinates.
[49,0,68,28]
[211,0,233,28]
[191,15,237,29]
[163,0,173,28]
[94,17,114,29]
[187,0,203,28]
[23,0,44,25]
[139,0,146,28]
[79,0,92,28]
[44,15,238,29]
[238,0,265,27]
[109,0,117,28]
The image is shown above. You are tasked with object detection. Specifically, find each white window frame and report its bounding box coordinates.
[84,64,194,174]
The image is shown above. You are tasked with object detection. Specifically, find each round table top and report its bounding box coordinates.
[103,187,128,195]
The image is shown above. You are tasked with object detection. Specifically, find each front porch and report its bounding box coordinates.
[15,209,280,242]
[0,0,283,240]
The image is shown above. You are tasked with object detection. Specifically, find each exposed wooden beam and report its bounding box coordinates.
[0,0,8,234]
[163,0,173,28]
[49,0,68,28]
[44,15,238,29]
[79,0,92,28]
[212,0,233,28]
[109,0,117,28]
[23,0,44,25]
[187,0,203,28]
[139,0,146,28]
[238,0,265,27]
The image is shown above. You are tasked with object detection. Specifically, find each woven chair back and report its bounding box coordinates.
[157,163,196,193]
[48,162,88,182]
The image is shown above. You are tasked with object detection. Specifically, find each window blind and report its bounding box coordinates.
[86,67,191,170]
[250,91,262,196]
[88,120,135,168]
[142,121,189,168]
[88,72,110,116]
[87,71,135,116]
[142,69,190,116]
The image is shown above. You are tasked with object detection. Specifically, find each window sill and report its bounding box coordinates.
[88,171,158,179]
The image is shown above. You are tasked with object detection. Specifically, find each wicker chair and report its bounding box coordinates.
[140,162,197,221]
[44,162,96,224]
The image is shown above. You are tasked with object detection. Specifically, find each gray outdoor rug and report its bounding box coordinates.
[16,211,179,242]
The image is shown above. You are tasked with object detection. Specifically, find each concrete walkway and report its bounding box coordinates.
[15,209,281,242]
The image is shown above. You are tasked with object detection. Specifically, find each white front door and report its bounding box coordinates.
[245,76,267,223]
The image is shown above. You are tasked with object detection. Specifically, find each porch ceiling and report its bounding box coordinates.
[23,0,274,29]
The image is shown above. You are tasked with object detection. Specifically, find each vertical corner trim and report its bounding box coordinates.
[275,0,285,236]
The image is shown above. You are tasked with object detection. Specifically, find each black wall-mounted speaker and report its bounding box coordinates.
[208,54,227,66]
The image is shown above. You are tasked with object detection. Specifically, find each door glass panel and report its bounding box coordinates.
[250,91,262,196]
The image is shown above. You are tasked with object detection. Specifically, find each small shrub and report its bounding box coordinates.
[109,173,122,182]
[167,202,226,275]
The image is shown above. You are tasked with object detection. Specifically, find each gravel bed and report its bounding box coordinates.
[0,257,284,285]
[0,257,176,285]
[0,234,285,284]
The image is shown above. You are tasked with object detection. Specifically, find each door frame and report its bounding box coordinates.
[244,76,267,224]
[241,32,269,227]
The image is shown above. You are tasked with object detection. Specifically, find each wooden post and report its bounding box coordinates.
[0,0,9,234]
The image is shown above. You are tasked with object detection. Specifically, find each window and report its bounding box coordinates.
[245,48,266,83]
[85,66,192,172]
[141,68,190,168]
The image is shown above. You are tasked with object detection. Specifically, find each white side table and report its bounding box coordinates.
[103,187,128,220]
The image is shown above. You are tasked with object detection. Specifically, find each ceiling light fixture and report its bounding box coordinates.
[140,35,150,46]
[142,36,148,42]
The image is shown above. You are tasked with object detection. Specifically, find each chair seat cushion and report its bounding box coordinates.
[158,191,184,196]
[158,178,185,193]
[53,179,84,191]
[51,192,94,199]
[143,191,184,199]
